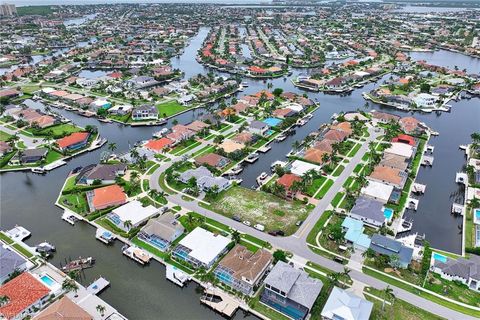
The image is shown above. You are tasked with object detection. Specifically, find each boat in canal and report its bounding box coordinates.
[96,228,116,244]
[122,245,151,265]
[35,242,56,256]
[245,152,259,163]
[61,256,95,272]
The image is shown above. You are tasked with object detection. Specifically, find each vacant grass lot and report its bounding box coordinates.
[156,100,187,118]
[210,186,311,235]
[0,130,12,141]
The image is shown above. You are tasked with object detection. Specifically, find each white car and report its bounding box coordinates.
[243,220,251,226]
[254,224,265,231]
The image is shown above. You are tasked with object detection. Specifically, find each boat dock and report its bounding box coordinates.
[122,245,151,265]
[257,145,271,153]
[62,211,79,225]
[412,183,426,194]
[421,155,434,166]
[61,257,95,272]
[87,277,110,295]
[455,172,468,185]
[200,287,240,318]
[95,228,116,244]
[245,153,259,163]
[426,145,435,153]
[166,264,191,287]
[451,203,464,215]
[5,226,31,241]
[407,198,419,211]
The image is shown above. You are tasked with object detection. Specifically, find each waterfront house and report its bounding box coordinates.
[414,93,437,109]
[399,117,425,135]
[0,272,51,320]
[108,104,132,116]
[384,142,415,159]
[218,139,245,154]
[261,261,322,320]
[126,76,159,89]
[138,213,184,251]
[166,125,195,143]
[76,163,127,185]
[172,227,231,269]
[360,180,393,204]
[277,173,302,199]
[214,245,272,296]
[369,165,407,189]
[32,296,92,320]
[195,153,230,169]
[179,166,231,192]
[232,132,256,145]
[0,246,28,284]
[89,99,111,112]
[248,120,269,136]
[341,217,371,251]
[145,137,174,153]
[321,286,373,320]
[370,111,400,124]
[132,105,158,121]
[431,255,480,292]
[56,132,90,152]
[323,129,350,142]
[330,122,353,135]
[19,148,48,164]
[379,153,409,171]
[392,134,416,146]
[0,89,20,99]
[370,234,414,268]
[108,200,159,232]
[87,184,127,212]
[349,196,386,228]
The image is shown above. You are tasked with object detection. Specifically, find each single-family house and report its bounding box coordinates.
[0,246,28,284]
[32,296,92,320]
[249,120,269,136]
[341,217,371,251]
[107,200,158,232]
[56,132,90,152]
[369,234,414,268]
[138,213,185,251]
[195,153,230,169]
[87,184,127,212]
[349,196,386,228]
[132,105,158,121]
[321,287,373,320]
[76,163,127,185]
[431,255,480,292]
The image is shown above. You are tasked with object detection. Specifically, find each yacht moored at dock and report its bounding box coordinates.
[61,257,95,272]
[122,245,151,265]
[96,228,116,244]
[245,152,259,163]
[166,264,191,287]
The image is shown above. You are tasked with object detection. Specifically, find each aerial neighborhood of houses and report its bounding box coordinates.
[1,2,480,320]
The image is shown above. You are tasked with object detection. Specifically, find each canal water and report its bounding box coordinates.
[1,26,479,318]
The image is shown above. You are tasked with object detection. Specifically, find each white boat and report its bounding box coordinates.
[36,242,56,254]
[271,160,287,171]
[241,82,249,87]
[61,211,78,225]
[245,153,259,163]
[229,165,243,175]
[122,245,151,265]
[31,167,46,174]
[256,172,268,185]
[459,145,468,150]
[166,264,191,287]
[275,134,286,142]
[296,118,307,126]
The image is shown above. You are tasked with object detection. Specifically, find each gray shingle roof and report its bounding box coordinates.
[0,246,27,280]
[434,255,480,281]
[350,196,385,224]
[264,261,322,309]
[370,234,413,266]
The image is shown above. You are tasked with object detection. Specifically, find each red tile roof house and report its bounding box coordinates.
[56,132,90,153]
[0,89,21,99]
[86,184,127,212]
[0,272,51,320]
[323,129,350,142]
[392,134,416,146]
[145,137,173,153]
[399,117,425,135]
[277,173,302,199]
[195,153,230,169]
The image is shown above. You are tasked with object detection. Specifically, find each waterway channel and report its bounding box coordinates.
[0,25,479,318]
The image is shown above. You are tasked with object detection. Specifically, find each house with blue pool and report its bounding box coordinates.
[431,254,480,292]
[262,117,283,127]
[341,217,371,251]
[261,261,322,320]
[214,244,272,296]
[138,212,184,252]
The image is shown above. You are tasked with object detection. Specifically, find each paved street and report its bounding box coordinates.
[148,126,477,320]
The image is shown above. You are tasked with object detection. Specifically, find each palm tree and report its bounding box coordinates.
[0,295,9,307]
[382,285,394,311]
[96,304,106,317]
[108,142,117,153]
[231,230,241,244]
[327,272,340,287]
[61,278,79,296]
[123,220,132,230]
[342,266,351,280]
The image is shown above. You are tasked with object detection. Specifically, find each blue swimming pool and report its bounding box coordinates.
[263,117,282,127]
[475,209,480,222]
[40,275,55,287]
[383,208,394,220]
[433,252,448,263]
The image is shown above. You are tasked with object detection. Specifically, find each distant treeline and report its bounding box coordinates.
[17,6,53,16]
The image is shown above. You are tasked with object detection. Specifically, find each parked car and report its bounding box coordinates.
[295,220,304,227]
[254,224,265,231]
[268,230,285,236]
[243,220,251,226]
[232,215,241,222]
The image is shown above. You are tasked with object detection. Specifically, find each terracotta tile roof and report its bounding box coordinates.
[312,139,334,153]
[330,122,352,135]
[323,129,349,142]
[392,134,415,146]
[232,132,254,144]
[277,173,302,190]
[370,165,406,187]
[145,137,173,152]
[399,117,421,134]
[0,272,50,319]
[304,148,329,164]
[56,132,90,149]
[195,153,229,168]
[92,184,126,210]
[33,296,92,320]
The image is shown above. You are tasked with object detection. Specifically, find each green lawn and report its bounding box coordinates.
[210,186,311,235]
[315,179,334,199]
[0,232,14,244]
[12,243,34,258]
[156,101,187,118]
[26,123,81,138]
[306,210,334,246]
[0,130,12,141]
[240,233,272,249]
[362,267,480,318]
[45,150,63,163]
[365,287,445,320]
[347,143,362,157]
[331,192,344,207]
[305,176,327,197]
[332,165,345,177]
[424,273,480,307]
[58,192,89,214]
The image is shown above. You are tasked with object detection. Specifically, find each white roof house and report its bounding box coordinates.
[284,103,304,112]
[177,227,230,267]
[361,180,394,203]
[321,287,373,320]
[109,200,158,231]
[384,142,414,159]
[41,87,56,94]
[290,160,321,176]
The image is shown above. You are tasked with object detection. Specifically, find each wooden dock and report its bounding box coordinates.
[200,287,240,318]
